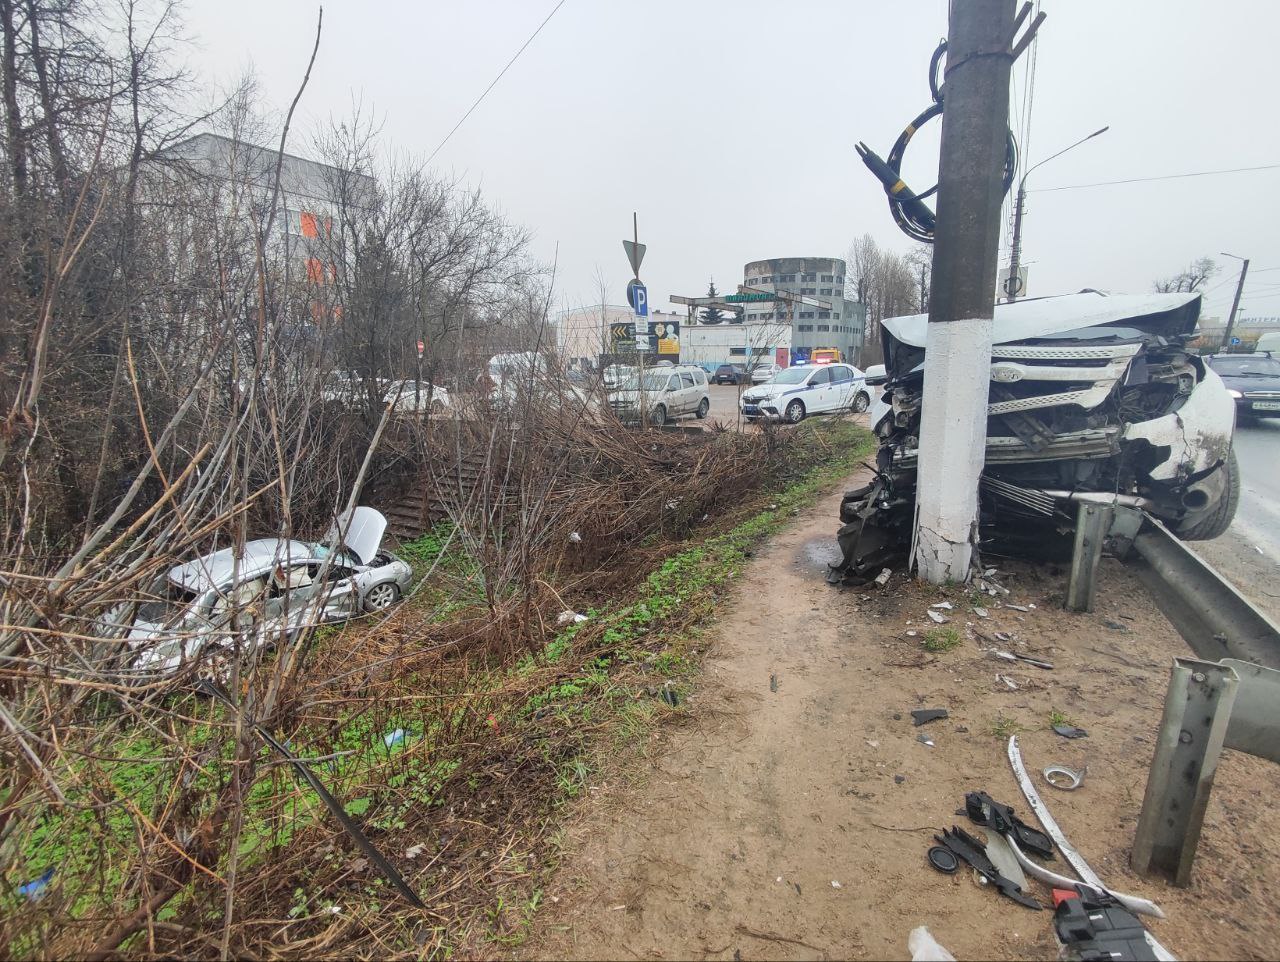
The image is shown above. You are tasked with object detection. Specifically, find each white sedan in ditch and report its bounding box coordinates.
[116,507,411,676]
[740,363,868,423]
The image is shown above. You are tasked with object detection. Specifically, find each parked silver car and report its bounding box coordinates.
[120,507,411,675]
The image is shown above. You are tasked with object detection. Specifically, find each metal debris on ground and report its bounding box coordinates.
[911,708,949,726]
[1043,766,1085,791]
[996,673,1018,690]
[1004,603,1030,612]
[1052,724,1088,739]
[916,734,936,747]
[990,649,1054,670]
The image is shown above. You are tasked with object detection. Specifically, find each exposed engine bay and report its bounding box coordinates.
[829,291,1239,584]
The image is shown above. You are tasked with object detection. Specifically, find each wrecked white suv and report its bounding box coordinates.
[828,291,1238,583]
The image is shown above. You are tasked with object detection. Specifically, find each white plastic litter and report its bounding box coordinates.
[568,531,582,543]
[908,926,956,962]
[930,601,954,610]
[927,610,948,624]
[556,610,589,626]
[874,568,892,586]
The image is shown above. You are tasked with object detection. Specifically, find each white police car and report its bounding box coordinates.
[740,363,867,423]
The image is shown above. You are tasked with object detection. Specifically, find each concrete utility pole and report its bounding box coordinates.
[914,0,1016,584]
[1219,252,1249,353]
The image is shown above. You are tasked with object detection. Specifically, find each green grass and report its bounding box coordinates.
[921,626,963,653]
[1047,708,1076,729]
[988,713,1024,738]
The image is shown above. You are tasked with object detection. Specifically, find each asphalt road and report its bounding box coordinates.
[1194,417,1280,620]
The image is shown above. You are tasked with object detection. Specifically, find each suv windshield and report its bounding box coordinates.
[619,372,672,391]
[1209,355,1280,377]
[770,367,810,385]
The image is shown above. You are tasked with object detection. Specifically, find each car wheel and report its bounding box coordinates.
[647,404,668,427]
[852,391,870,413]
[1175,448,1240,541]
[785,400,806,423]
[363,582,400,612]
[695,397,710,419]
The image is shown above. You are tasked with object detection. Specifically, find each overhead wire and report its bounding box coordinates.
[424,0,567,166]
[1032,163,1280,192]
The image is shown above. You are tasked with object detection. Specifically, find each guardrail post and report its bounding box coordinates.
[1131,658,1239,885]
[1065,500,1111,612]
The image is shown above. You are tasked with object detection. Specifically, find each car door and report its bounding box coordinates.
[679,371,697,414]
[828,364,855,411]
[664,374,682,414]
[806,365,832,411]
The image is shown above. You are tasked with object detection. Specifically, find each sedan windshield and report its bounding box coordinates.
[619,372,671,391]
[1209,355,1280,377]
[770,367,811,385]
[137,578,200,623]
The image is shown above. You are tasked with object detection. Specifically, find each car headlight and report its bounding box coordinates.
[1228,389,1243,399]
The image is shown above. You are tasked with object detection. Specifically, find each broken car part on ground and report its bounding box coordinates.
[829,291,1239,583]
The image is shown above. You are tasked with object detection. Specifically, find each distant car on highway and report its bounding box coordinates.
[1206,353,1280,419]
[713,363,747,385]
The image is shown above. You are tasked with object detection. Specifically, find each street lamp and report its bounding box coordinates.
[1006,125,1110,302]
[1219,251,1250,354]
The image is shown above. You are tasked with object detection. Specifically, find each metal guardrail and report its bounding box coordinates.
[1120,515,1280,885]
[1127,514,1280,669]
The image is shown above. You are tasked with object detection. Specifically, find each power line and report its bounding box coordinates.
[425,0,567,166]
[1032,163,1280,192]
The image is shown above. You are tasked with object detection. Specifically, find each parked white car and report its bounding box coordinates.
[741,362,866,423]
[750,362,783,384]
[608,365,710,425]
[384,379,452,414]
[116,508,412,676]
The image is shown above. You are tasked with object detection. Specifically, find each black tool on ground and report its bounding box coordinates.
[965,791,1056,860]
[912,708,949,726]
[1054,891,1159,961]
[927,845,959,874]
[934,827,1042,910]
[855,38,1017,243]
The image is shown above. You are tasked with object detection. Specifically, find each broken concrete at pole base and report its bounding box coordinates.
[828,291,1239,586]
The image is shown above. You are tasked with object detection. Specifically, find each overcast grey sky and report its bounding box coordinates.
[182,0,1280,324]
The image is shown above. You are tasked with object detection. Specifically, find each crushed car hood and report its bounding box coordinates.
[325,506,387,567]
[881,291,1201,349]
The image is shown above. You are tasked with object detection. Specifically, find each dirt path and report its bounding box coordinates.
[521,472,1280,961]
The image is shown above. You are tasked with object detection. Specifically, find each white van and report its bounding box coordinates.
[1256,332,1280,355]
[608,365,710,425]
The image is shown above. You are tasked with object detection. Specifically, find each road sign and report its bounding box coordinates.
[652,320,680,355]
[627,279,649,317]
[416,339,425,359]
[999,264,1028,300]
[610,322,636,352]
[622,239,646,277]
[1231,336,1242,346]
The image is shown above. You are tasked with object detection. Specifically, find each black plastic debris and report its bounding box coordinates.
[912,708,949,727]
[660,687,681,707]
[933,826,1041,910]
[964,791,1055,860]
[1052,724,1089,739]
[927,845,959,874]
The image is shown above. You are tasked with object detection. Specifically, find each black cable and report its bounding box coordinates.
[857,40,1018,243]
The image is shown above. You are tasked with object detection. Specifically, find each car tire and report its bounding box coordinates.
[1175,448,1240,541]
[647,404,668,427]
[852,391,870,413]
[363,582,400,612]
[785,400,806,424]
[695,397,710,419]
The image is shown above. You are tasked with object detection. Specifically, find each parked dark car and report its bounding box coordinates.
[1206,353,1280,419]
[713,363,747,385]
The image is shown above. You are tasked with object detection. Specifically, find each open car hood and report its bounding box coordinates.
[881,291,1201,349]
[325,506,387,566]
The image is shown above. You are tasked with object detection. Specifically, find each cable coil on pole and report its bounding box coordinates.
[856,40,1018,243]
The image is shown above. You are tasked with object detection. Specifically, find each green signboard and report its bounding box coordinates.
[724,292,775,303]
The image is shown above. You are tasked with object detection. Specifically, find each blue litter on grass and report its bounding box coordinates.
[19,868,54,901]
